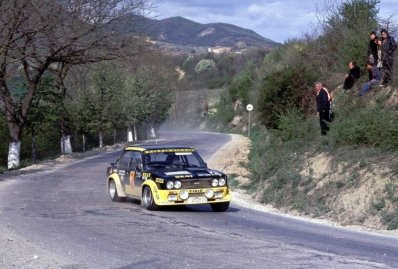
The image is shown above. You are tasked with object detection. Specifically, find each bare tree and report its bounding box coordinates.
[0,0,149,169]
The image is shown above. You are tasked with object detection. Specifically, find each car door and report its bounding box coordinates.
[127,151,144,197]
[117,150,134,191]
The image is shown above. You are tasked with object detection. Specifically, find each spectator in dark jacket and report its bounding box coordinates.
[314,82,331,135]
[368,31,378,65]
[343,61,361,92]
[380,29,396,85]
[358,62,382,96]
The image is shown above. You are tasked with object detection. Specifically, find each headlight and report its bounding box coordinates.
[211,178,219,187]
[179,190,189,200]
[218,178,226,186]
[166,181,174,189]
[174,180,182,189]
[205,189,214,198]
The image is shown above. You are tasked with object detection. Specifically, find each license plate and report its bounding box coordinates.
[187,196,207,204]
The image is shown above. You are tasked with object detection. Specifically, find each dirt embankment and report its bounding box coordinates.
[208,133,398,235]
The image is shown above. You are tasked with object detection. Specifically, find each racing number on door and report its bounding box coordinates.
[129,171,136,188]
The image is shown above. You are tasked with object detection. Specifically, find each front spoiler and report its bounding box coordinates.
[152,187,231,206]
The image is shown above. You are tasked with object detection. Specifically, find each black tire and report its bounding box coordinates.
[108,179,126,202]
[142,186,158,210]
[210,202,230,212]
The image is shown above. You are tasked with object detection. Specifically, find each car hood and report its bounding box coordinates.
[148,167,225,180]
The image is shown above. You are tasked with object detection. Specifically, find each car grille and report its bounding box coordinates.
[181,178,212,189]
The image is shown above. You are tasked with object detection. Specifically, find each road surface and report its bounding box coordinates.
[0,132,397,268]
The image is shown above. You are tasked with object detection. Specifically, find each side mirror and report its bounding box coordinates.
[136,164,143,171]
[204,162,208,168]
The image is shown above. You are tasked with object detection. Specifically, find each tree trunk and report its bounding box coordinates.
[149,126,156,138]
[60,134,73,154]
[8,141,21,169]
[7,121,23,170]
[82,133,86,152]
[113,129,117,145]
[32,128,37,164]
[99,129,104,148]
[127,126,133,142]
[133,124,138,141]
[61,133,65,154]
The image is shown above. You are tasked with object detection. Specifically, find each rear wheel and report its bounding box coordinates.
[108,179,126,202]
[210,202,230,212]
[142,186,158,210]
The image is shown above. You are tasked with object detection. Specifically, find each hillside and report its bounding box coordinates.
[214,81,398,230]
[117,14,279,53]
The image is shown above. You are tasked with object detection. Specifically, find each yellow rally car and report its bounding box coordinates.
[106,145,231,212]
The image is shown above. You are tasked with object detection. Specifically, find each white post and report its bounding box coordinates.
[246,104,253,138]
[127,126,133,142]
[248,110,251,138]
[64,135,73,154]
[8,141,21,169]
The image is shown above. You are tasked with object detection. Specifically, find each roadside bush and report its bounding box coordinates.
[382,209,398,230]
[194,59,216,73]
[276,107,317,143]
[327,103,398,150]
[258,66,317,129]
[209,91,235,127]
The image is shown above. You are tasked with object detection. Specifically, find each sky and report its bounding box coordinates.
[150,0,398,43]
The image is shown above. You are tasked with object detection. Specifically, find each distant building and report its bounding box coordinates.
[208,46,232,54]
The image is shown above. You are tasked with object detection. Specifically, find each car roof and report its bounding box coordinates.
[124,145,195,152]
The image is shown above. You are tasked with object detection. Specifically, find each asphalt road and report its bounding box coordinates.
[1,131,398,269]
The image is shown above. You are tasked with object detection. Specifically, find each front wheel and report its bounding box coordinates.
[142,186,158,210]
[108,179,126,202]
[210,202,230,212]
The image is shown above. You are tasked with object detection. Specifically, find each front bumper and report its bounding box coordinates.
[153,187,231,206]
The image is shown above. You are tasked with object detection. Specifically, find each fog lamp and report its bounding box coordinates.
[168,194,178,201]
[205,189,214,199]
[179,190,189,200]
[214,191,224,199]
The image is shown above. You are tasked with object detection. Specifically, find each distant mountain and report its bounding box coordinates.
[117,15,279,53]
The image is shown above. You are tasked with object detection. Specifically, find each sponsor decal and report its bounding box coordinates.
[144,148,194,154]
[175,175,193,179]
[142,172,151,179]
[188,189,203,193]
[165,171,192,176]
[155,178,164,183]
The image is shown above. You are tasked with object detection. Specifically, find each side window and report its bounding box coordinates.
[128,152,142,170]
[129,151,137,170]
[118,151,133,170]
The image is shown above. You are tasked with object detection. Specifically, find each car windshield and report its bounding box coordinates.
[143,150,206,169]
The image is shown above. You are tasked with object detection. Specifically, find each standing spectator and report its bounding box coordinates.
[380,29,397,85]
[358,62,382,96]
[343,61,361,92]
[314,82,331,135]
[368,31,378,65]
[376,37,383,69]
